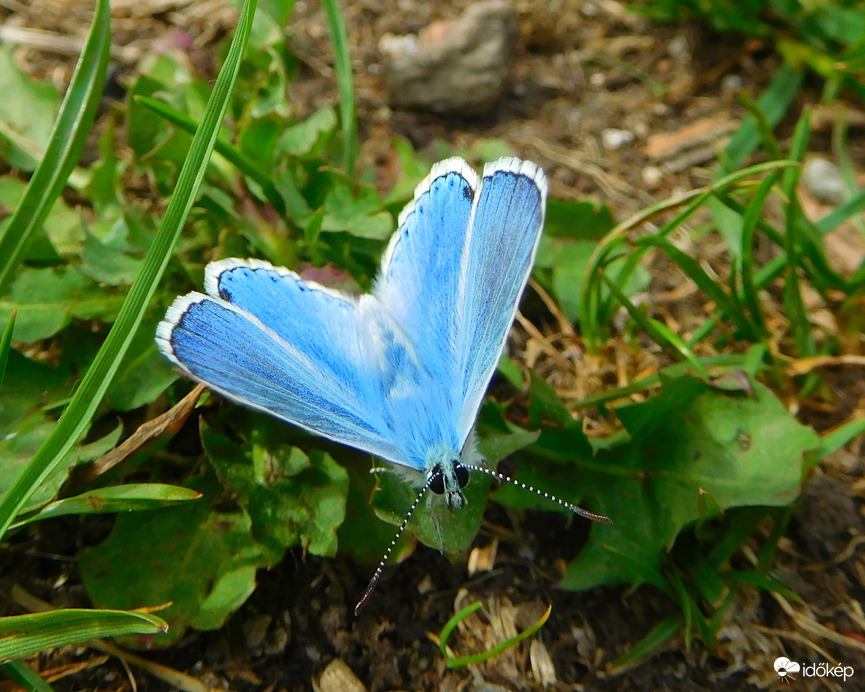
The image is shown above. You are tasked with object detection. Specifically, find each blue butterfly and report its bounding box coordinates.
[156,157,609,613]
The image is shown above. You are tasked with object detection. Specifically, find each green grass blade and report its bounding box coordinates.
[634,237,753,338]
[0,0,110,294]
[11,484,202,529]
[0,660,55,691]
[438,601,552,669]
[581,161,794,351]
[738,171,780,335]
[720,65,803,173]
[648,318,708,379]
[820,416,865,458]
[0,609,167,663]
[737,91,783,162]
[134,95,286,215]
[0,311,15,390]
[608,616,680,673]
[0,0,259,539]
[321,0,358,176]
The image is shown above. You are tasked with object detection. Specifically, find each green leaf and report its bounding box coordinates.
[202,420,349,562]
[11,484,201,528]
[0,609,167,663]
[0,660,55,691]
[547,240,597,323]
[79,230,145,286]
[322,180,392,239]
[0,267,124,343]
[371,467,491,554]
[277,106,337,157]
[0,47,60,170]
[79,474,265,645]
[0,0,258,540]
[0,352,102,514]
[565,377,816,589]
[544,199,614,240]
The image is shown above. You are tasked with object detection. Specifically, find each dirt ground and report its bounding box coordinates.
[2,0,865,690]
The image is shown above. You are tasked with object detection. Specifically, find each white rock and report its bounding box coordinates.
[802,157,847,205]
[381,0,517,114]
[602,128,635,150]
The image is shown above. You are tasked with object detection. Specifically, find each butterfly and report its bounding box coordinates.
[156,157,610,614]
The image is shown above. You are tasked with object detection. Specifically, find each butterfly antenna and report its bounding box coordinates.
[462,464,612,524]
[355,476,434,616]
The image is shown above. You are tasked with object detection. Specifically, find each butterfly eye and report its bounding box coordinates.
[455,464,469,488]
[429,472,445,495]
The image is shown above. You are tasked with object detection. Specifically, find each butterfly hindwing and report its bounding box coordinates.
[156,274,406,465]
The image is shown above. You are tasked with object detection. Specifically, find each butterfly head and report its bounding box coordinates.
[429,460,470,510]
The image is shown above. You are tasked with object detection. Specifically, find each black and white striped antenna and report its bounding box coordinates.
[354,464,611,615]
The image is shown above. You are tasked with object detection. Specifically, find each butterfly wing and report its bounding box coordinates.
[376,158,547,448]
[455,159,547,438]
[156,260,407,465]
[375,158,479,393]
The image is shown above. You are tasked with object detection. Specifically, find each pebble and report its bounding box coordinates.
[381,0,517,114]
[601,127,635,150]
[802,156,847,205]
[720,73,744,92]
[316,659,366,692]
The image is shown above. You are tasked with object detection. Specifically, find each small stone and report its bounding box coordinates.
[802,157,847,204]
[316,659,366,692]
[602,128,635,150]
[382,1,518,114]
[667,35,690,59]
[720,73,743,92]
[642,165,663,188]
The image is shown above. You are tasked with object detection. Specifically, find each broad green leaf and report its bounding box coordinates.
[0,267,124,343]
[321,180,392,239]
[561,377,817,590]
[0,48,60,170]
[0,609,167,663]
[0,177,82,257]
[544,199,614,240]
[277,106,337,157]
[201,419,349,562]
[494,376,818,591]
[79,474,265,645]
[0,352,119,513]
[79,231,145,286]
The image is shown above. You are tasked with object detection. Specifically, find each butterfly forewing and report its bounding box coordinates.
[376,159,479,398]
[456,160,548,440]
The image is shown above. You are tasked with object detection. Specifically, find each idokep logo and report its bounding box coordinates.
[774,656,854,682]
